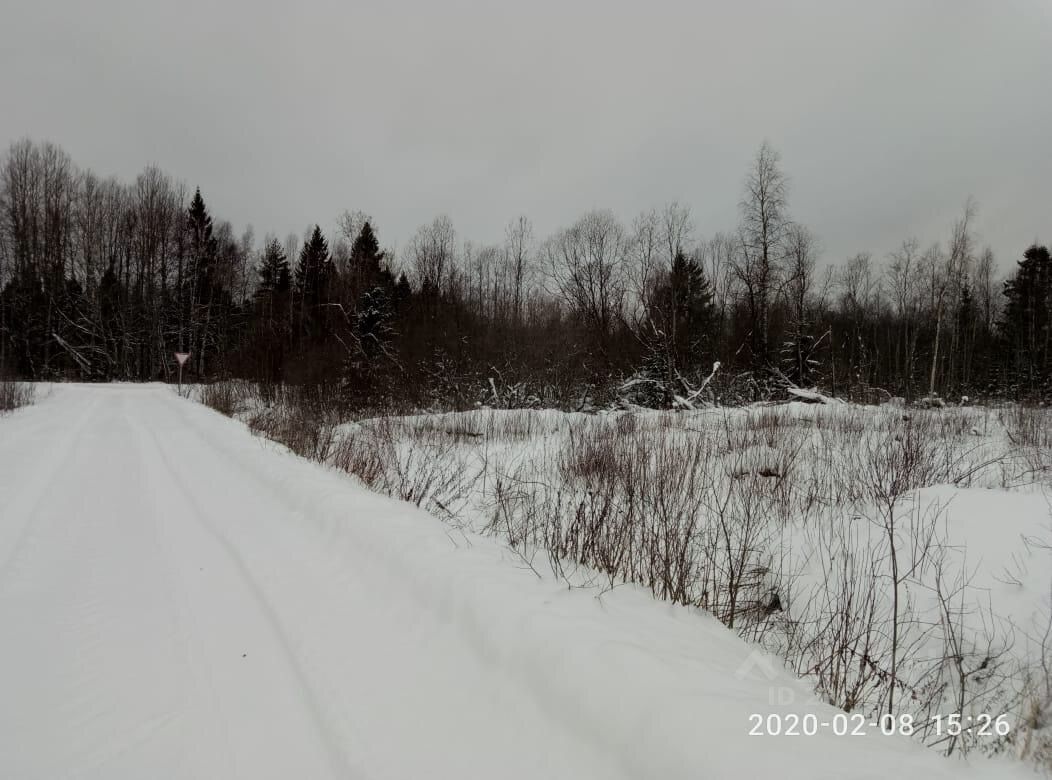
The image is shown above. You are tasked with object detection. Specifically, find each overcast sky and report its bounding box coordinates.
[2,0,1049,268]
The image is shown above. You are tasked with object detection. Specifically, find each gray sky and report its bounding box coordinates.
[2,0,1050,269]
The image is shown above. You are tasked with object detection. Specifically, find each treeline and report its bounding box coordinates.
[1,138,1049,407]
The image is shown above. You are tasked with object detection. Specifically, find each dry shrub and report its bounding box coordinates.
[490,416,782,621]
[391,408,553,442]
[0,381,34,413]
[1001,404,1052,449]
[248,402,339,461]
[340,416,483,518]
[614,412,638,435]
[392,414,486,443]
[331,423,395,490]
[740,405,794,443]
[560,421,624,486]
[200,380,249,417]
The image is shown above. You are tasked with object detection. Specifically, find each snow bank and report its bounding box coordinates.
[172,389,1028,779]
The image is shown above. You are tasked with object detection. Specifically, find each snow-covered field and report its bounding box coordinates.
[233,384,1052,773]
[0,384,1044,778]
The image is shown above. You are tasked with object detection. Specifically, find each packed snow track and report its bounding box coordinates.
[0,385,1024,779]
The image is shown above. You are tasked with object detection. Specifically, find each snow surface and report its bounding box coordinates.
[0,385,1034,778]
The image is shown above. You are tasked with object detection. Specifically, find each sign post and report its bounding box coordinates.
[174,352,190,394]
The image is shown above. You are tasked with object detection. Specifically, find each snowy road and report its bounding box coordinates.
[0,386,1026,779]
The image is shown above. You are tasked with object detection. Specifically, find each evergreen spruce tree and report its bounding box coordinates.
[182,188,234,374]
[294,226,333,341]
[779,332,822,388]
[2,266,48,379]
[295,226,332,302]
[256,237,291,297]
[999,244,1052,394]
[349,223,397,379]
[186,188,219,304]
[637,251,718,405]
[349,221,386,296]
[649,251,716,372]
[250,238,292,382]
[355,286,394,360]
[393,272,412,308]
[346,230,400,400]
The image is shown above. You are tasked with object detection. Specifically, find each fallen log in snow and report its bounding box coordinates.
[786,387,841,404]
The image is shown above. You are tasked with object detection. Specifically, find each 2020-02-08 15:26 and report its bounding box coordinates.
[747,712,1012,737]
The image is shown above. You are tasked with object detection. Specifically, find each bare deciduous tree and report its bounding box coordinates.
[781,224,819,384]
[887,238,923,398]
[542,209,629,344]
[735,141,791,367]
[504,215,534,327]
[407,215,458,295]
[926,199,976,398]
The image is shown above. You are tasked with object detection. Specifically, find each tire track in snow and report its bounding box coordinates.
[129,397,366,780]
[151,390,635,780]
[122,401,242,779]
[0,392,200,778]
[0,390,103,587]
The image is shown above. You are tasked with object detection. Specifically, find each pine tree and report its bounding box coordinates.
[638,251,717,405]
[295,226,331,302]
[344,284,400,405]
[182,189,235,374]
[256,237,290,297]
[294,225,333,341]
[348,222,397,367]
[345,226,400,397]
[670,251,716,348]
[1,266,48,378]
[348,221,386,297]
[779,332,822,388]
[999,244,1052,394]
[649,251,716,370]
[394,272,412,308]
[186,188,219,304]
[355,286,394,360]
[249,238,292,381]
